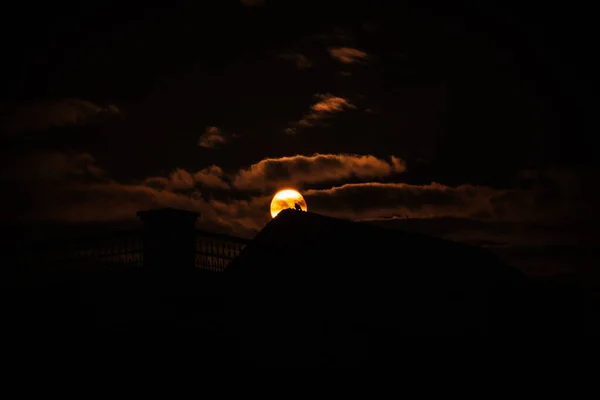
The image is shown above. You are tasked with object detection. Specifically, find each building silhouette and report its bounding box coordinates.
[2,207,591,365]
[8,207,249,273]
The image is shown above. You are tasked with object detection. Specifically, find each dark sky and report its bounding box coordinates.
[0,0,597,275]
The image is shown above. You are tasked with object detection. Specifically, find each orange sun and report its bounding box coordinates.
[270,189,308,218]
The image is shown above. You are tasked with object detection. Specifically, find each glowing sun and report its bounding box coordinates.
[270,189,308,218]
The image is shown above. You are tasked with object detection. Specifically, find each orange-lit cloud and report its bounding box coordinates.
[145,153,405,192]
[232,153,405,190]
[279,52,312,69]
[310,94,354,113]
[287,93,355,133]
[198,126,227,148]
[28,177,555,239]
[4,148,595,243]
[328,47,369,64]
[1,99,120,136]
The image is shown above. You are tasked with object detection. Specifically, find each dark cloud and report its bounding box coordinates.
[364,216,600,247]
[279,52,312,69]
[1,99,120,136]
[0,151,106,183]
[198,126,227,148]
[303,175,598,225]
[305,182,498,220]
[366,215,600,277]
[36,182,270,238]
[489,244,600,280]
[316,28,354,44]
[144,166,229,190]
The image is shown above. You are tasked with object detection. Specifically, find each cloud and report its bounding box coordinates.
[145,153,406,193]
[0,151,106,183]
[193,165,230,189]
[287,93,355,133]
[3,150,407,237]
[0,150,259,237]
[361,21,381,34]
[14,172,542,240]
[304,182,498,221]
[6,147,595,246]
[1,99,120,136]
[232,154,406,191]
[317,28,353,43]
[310,94,354,114]
[302,172,600,226]
[364,216,518,246]
[488,243,600,277]
[0,151,110,223]
[10,177,268,238]
[144,166,229,190]
[240,0,265,6]
[279,52,312,69]
[198,126,227,148]
[328,47,369,64]
[362,216,600,277]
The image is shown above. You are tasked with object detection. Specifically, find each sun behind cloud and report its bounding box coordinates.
[270,189,307,218]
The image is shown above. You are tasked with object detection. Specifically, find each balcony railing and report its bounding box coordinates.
[11,229,144,269]
[9,227,250,272]
[195,229,250,272]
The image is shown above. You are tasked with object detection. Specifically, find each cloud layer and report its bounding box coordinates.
[2,151,406,236]
[5,145,590,244]
[3,148,596,281]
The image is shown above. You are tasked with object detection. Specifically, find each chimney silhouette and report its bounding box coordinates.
[137,208,199,272]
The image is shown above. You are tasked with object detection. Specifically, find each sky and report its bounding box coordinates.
[1,0,597,277]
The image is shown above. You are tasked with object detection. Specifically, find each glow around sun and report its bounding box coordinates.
[270,189,308,218]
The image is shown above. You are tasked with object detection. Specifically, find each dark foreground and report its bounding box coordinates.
[3,210,599,365]
[3,259,599,366]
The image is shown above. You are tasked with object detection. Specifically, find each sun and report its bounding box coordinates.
[270,189,308,218]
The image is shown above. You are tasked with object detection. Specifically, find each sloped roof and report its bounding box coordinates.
[225,209,529,335]
[229,209,522,285]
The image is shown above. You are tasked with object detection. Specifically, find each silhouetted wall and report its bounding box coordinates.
[137,208,199,272]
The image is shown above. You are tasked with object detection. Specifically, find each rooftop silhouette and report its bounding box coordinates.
[3,207,591,366]
[223,209,585,364]
[226,209,531,341]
